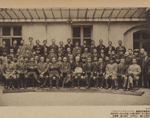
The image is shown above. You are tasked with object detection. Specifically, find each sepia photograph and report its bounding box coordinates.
[0,0,150,111]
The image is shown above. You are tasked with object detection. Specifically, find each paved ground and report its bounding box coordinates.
[0,85,150,106]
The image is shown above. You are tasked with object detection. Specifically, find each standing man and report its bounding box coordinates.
[19,39,28,57]
[143,52,150,88]
[41,40,49,53]
[116,40,126,55]
[72,42,81,57]
[97,39,106,55]
[0,41,9,62]
[90,40,97,53]
[49,39,58,55]
[10,40,18,55]
[27,37,34,52]
[81,40,89,54]
[33,39,42,55]
[139,48,145,87]
[65,38,73,53]
[105,41,115,56]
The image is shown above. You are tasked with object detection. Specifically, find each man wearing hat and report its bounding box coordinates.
[10,40,18,55]
[48,49,58,62]
[116,40,126,55]
[2,56,16,89]
[105,57,118,90]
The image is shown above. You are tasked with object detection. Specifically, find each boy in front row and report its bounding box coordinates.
[127,58,141,90]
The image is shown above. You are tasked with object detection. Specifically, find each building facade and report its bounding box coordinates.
[0,8,150,53]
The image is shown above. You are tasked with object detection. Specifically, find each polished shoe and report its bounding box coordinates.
[78,86,80,89]
[86,86,89,89]
[127,88,130,91]
[71,85,74,88]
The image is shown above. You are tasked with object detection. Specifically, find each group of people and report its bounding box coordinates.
[0,37,150,91]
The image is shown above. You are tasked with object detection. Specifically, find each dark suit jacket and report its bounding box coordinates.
[117,64,128,75]
[105,46,115,55]
[65,44,73,53]
[96,44,106,54]
[49,44,58,54]
[143,56,150,75]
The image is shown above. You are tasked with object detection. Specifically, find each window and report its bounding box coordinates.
[1,26,22,47]
[133,31,150,55]
[72,26,92,46]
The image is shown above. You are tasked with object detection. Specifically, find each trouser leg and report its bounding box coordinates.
[56,77,59,86]
[49,77,53,87]
[77,75,81,86]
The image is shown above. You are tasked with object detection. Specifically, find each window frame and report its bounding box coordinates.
[72,25,93,46]
[0,26,22,46]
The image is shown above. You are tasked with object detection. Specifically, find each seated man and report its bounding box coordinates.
[72,56,82,88]
[85,57,94,89]
[81,57,87,87]
[16,56,27,89]
[60,57,71,87]
[48,57,60,89]
[97,58,106,89]
[127,58,141,90]
[2,56,16,90]
[105,57,118,90]
[92,57,99,88]
[117,58,128,91]
[26,58,41,88]
[37,56,49,88]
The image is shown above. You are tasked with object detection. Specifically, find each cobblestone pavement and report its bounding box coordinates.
[0,85,150,106]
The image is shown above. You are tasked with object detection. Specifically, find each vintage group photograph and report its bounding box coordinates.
[0,4,150,106]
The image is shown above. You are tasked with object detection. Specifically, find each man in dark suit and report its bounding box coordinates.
[49,39,58,55]
[33,39,42,55]
[143,52,150,88]
[116,40,126,54]
[105,41,115,56]
[97,39,105,55]
[41,40,49,53]
[90,40,97,53]
[10,40,18,55]
[81,40,89,54]
[65,38,73,53]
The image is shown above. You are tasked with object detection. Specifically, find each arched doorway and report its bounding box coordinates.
[133,30,150,55]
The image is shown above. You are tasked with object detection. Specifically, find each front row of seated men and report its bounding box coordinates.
[0,53,141,91]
